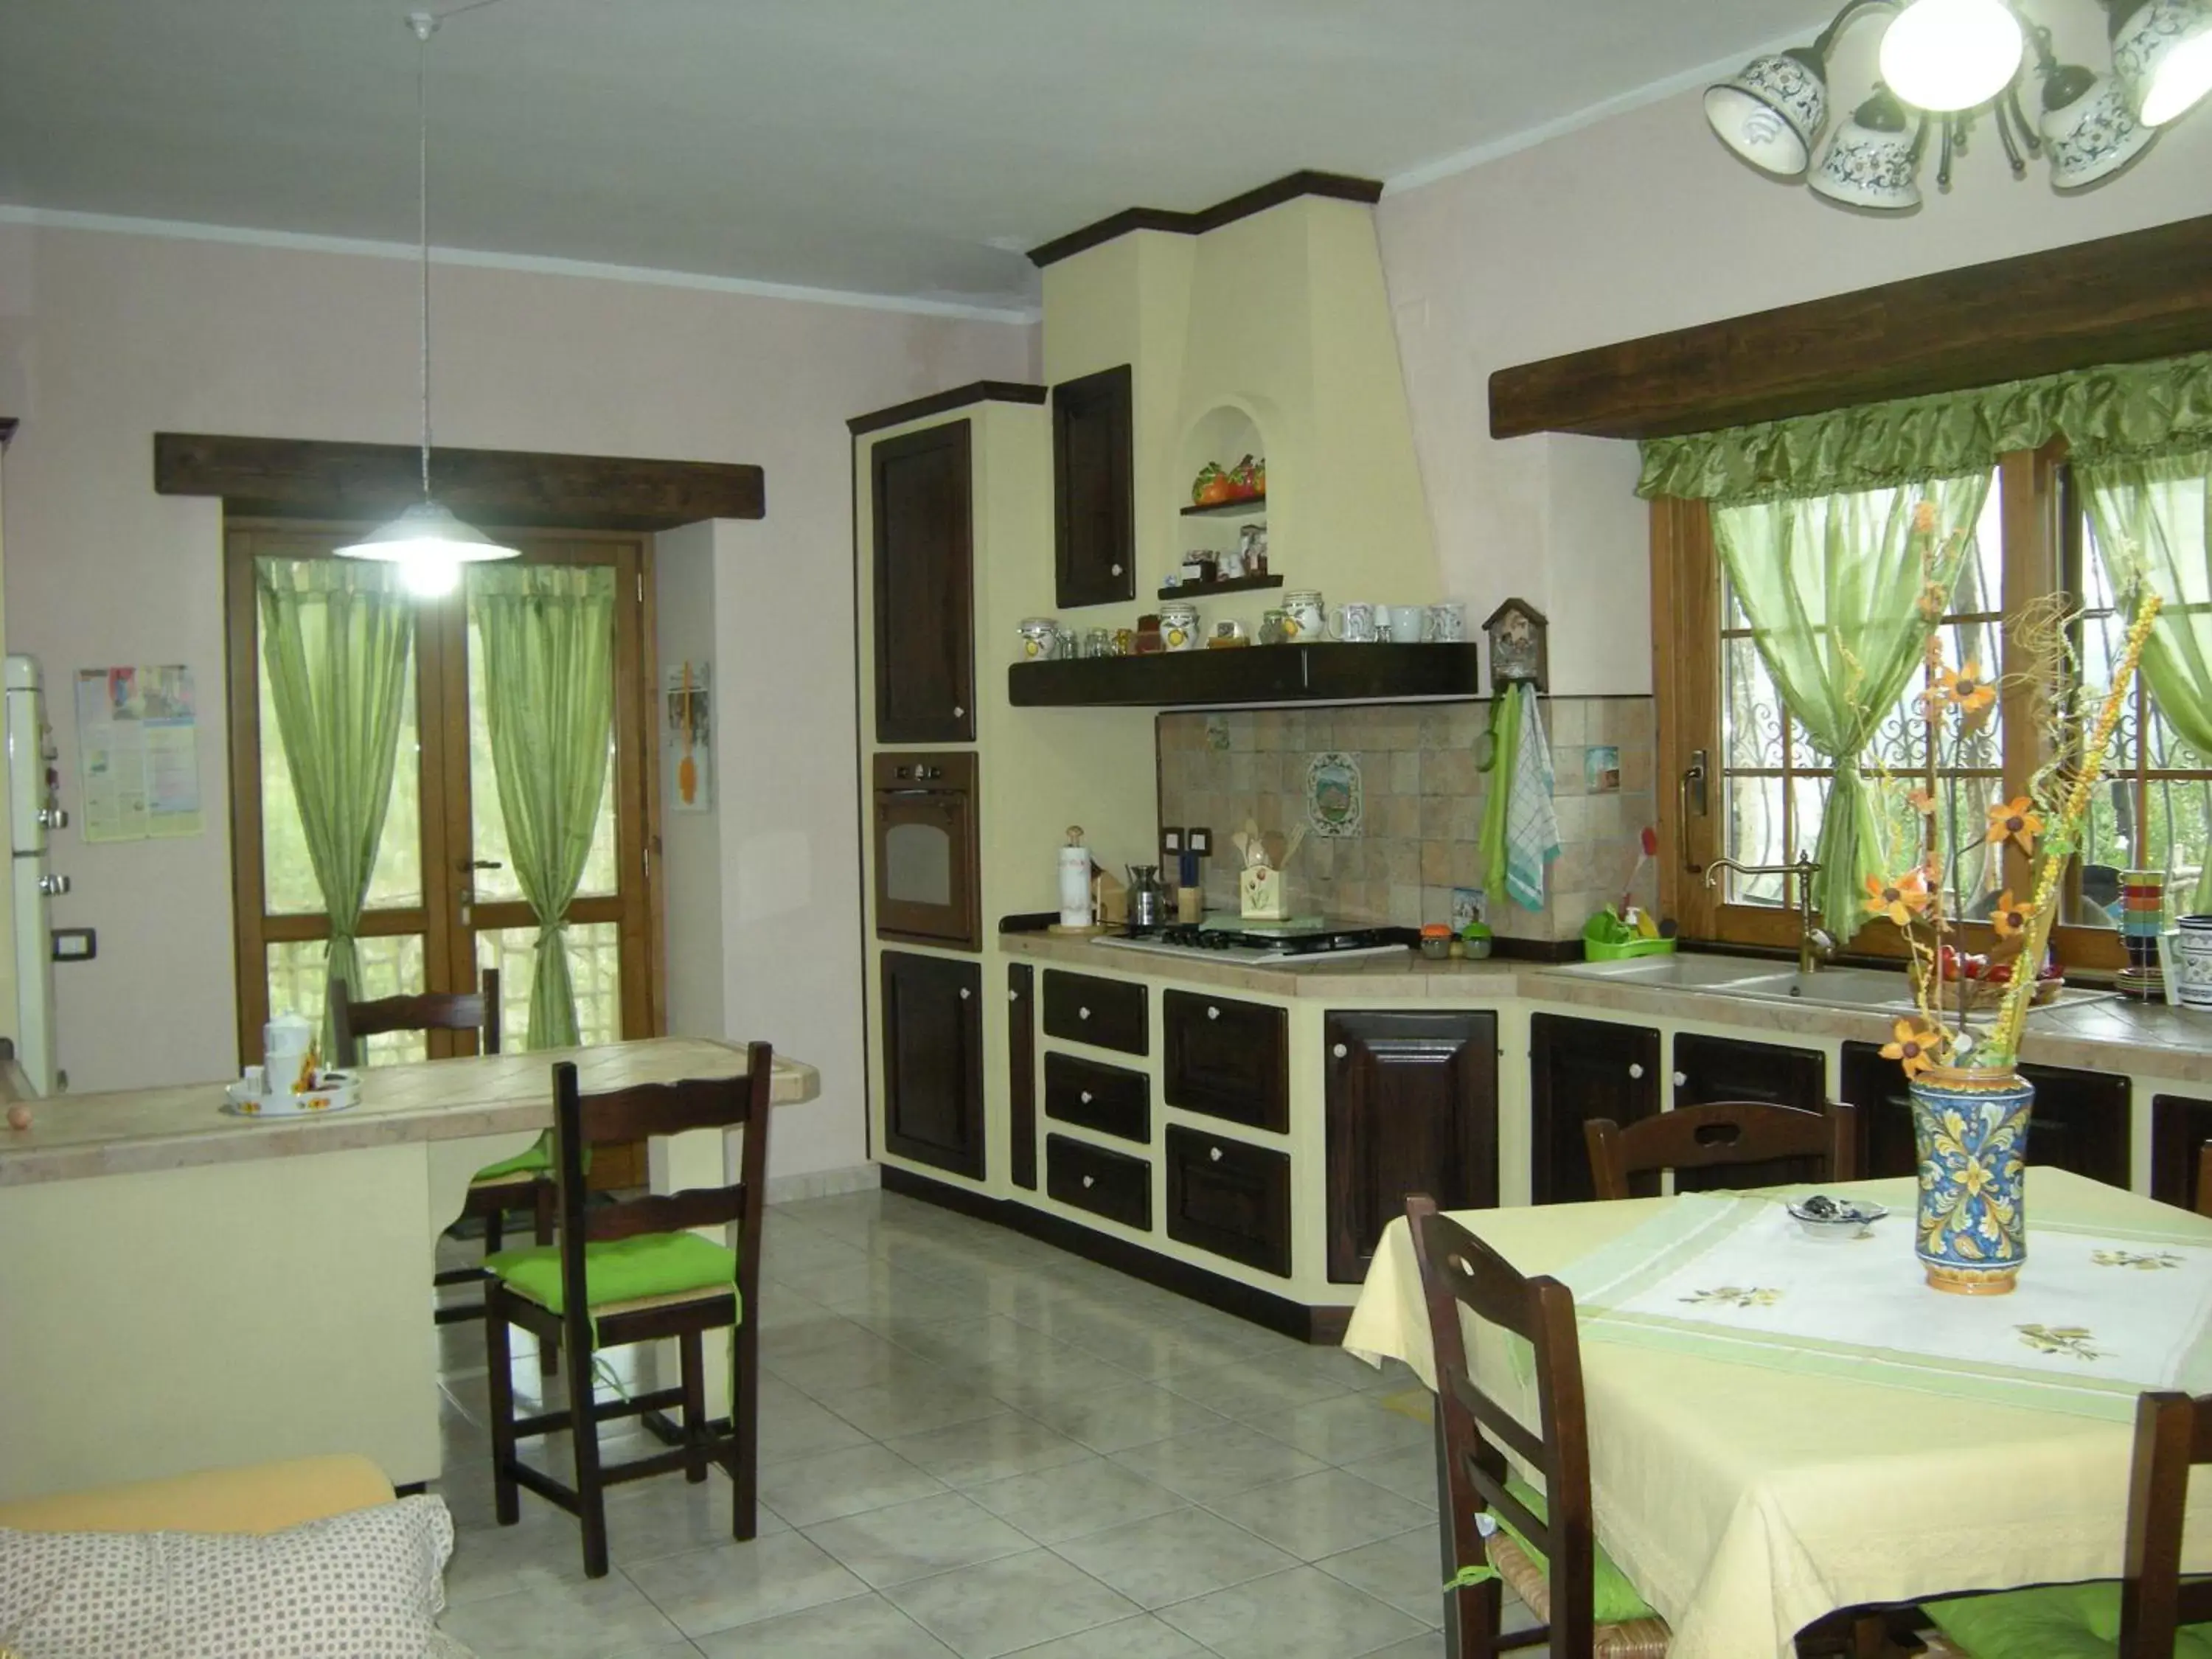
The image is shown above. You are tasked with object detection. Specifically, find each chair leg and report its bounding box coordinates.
[680,1330,709,1484]
[731,1323,759,1542]
[484,1287,520,1528]
[484,1201,505,1258]
[570,1322,609,1579]
[533,1185,557,1380]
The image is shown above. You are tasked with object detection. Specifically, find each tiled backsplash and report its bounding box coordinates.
[1155,698,1658,943]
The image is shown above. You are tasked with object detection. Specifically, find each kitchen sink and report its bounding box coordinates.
[1719,967,1916,1009]
[1551,955,1783,990]
[1553,956,2112,1016]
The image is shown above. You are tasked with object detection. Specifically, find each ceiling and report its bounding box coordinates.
[0,1,1832,315]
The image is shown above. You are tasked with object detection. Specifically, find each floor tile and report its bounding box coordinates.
[754,1382,875,1466]
[885,1548,1141,1659]
[803,1489,1034,1587]
[691,1591,955,1658]
[1258,1391,1435,1464]
[998,1613,1211,1657]
[883,1411,1093,1487]
[1359,1637,1449,1658]
[1316,1525,1450,1625]
[600,1475,790,1566]
[1022,1380,1229,1454]
[951,1343,1142,1415]
[817,1369,1009,1440]
[762,1326,922,1395]
[1156,1564,1429,1659]
[757,1441,947,1528]
[1207,1469,1436,1560]
[1159,1350,1357,1424]
[967,1453,1183,1545]
[1051,1503,1296,1608]
[1107,1424,1328,1501]
[441,1510,594,1606]
[620,1531,867,1638]
[1338,1443,1442,1510]
[434,1571,687,1658]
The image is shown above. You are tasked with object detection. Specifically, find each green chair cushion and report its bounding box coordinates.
[1926,1582,2212,1659]
[1493,1475,1661,1627]
[472,1131,553,1182]
[484,1231,738,1319]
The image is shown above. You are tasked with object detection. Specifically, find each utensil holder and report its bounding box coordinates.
[1238,865,1286,921]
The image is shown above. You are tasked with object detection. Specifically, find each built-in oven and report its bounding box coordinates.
[872,751,980,951]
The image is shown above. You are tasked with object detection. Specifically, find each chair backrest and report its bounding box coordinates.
[2197,1144,2212,1220]
[1407,1192,1596,1659]
[2121,1389,2212,1655]
[329,969,501,1068]
[1583,1099,1858,1202]
[548,1043,774,1341]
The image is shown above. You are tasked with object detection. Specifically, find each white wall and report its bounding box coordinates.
[0,222,1032,1184]
[1377,78,2212,696]
[653,521,724,1041]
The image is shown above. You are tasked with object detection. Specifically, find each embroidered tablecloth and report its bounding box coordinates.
[1343,1169,2212,1659]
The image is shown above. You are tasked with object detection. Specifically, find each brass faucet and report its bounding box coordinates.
[1703,852,1837,975]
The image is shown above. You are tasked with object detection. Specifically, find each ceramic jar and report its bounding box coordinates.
[1018,617,1061,661]
[1910,1064,2034,1295]
[1159,602,1201,653]
[1425,602,1467,642]
[1284,591,1324,640]
[2176,914,2212,1008]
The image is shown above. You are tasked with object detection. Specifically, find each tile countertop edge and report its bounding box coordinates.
[997,931,2212,1082]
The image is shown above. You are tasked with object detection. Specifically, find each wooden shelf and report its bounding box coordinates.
[1009,642,1481,709]
[1157,573,1283,600]
[1179,495,1267,518]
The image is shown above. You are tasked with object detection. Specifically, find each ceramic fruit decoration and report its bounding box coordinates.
[1192,462,1233,507]
[1227,454,1265,499]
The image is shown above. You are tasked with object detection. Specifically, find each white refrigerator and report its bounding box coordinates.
[6,655,66,1094]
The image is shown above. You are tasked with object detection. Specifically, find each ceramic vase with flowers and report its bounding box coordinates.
[1866,501,2160,1295]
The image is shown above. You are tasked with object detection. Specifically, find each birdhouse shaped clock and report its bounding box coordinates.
[1482,598,1548,695]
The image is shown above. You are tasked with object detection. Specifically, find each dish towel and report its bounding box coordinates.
[1478,684,1560,912]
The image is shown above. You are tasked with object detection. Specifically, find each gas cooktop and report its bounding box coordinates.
[1092,923,1418,964]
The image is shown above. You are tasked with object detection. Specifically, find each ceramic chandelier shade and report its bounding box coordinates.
[1808,91,1924,210]
[1705,49,1830,175]
[2042,69,2160,186]
[2110,0,2212,123]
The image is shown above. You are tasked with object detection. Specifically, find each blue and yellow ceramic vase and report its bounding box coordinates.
[1910,1064,2034,1295]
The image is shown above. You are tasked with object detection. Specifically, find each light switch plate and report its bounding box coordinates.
[1186,826,1212,856]
[52,927,96,962]
[1160,826,1183,855]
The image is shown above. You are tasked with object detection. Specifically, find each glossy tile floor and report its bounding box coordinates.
[428,1186,1537,1658]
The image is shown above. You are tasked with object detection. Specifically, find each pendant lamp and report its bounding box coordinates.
[339,11,516,598]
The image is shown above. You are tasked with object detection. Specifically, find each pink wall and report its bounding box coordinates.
[1376,80,2212,697]
[0,222,1032,1181]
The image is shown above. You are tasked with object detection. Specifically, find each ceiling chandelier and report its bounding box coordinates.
[338,10,518,597]
[1705,0,2212,209]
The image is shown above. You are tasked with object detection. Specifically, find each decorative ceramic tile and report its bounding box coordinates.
[1305,752,1363,836]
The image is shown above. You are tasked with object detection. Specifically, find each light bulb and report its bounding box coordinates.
[2141,22,2212,122]
[1879,0,2025,111]
[400,549,462,597]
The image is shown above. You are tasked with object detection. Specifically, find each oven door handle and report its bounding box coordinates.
[875,788,942,799]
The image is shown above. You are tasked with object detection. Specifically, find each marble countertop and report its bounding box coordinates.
[0,1037,820,1187]
[1001,931,2212,1083]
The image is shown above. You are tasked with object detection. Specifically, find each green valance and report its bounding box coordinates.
[1637,350,2212,504]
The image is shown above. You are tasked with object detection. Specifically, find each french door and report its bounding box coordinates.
[225,522,659,1071]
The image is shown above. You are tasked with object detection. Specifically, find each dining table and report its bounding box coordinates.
[1343,1169,2212,1659]
[0,1035,817,1504]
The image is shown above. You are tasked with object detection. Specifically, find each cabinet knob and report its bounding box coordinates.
[1627,1062,1644,1079]
[1332,1043,1349,1059]
[1672,1071,1688,1088]
[1110,563,1124,576]
[953,705,965,719]
[1082,1174,1096,1189]
[1079,1006,1091,1020]
[1209,1146,1223,1163]
[959,987,970,1001]
[1207,1006,1221,1021]
[1080,1091,1093,1104]
[1009,990,1021,1003]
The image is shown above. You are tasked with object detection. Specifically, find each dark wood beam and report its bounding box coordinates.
[1028,170,1384,268]
[846,380,1045,437]
[153,434,763,530]
[1489,213,2212,441]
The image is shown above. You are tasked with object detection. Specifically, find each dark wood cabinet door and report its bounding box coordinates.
[2152,1096,2212,1213]
[871,421,974,743]
[1325,1010,1499,1284]
[1164,990,1288,1132]
[1669,1033,1828,1194]
[1052,364,1134,608]
[1841,1040,2129,1187]
[1041,970,1149,1055]
[1529,1014,1660,1205]
[879,950,984,1180]
[1009,963,1037,1192]
[1044,1052,1150,1143]
[1166,1126,1293,1278]
[1046,1134,1152,1231]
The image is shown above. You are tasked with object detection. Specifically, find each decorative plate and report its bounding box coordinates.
[1306,751,1363,838]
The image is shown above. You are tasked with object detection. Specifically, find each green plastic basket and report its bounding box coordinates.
[1582,934,1677,961]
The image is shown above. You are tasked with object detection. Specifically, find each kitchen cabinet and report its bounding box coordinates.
[1047,1134,1152,1231]
[1840,1042,2129,1186]
[2152,1095,2212,1212]
[871,420,974,744]
[1044,1052,1150,1144]
[1325,1011,1499,1283]
[1529,1014,1660,1205]
[1164,990,1287,1132]
[1042,970,1148,1056]
[1009,963,1037,1192]
[1052,364,1135,609]
[879,950,984,1180]
[1670,1032,1827,1194]
[1165,1126,1292,1278]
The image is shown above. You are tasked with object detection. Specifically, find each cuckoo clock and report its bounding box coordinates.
[1482,598,1548,695]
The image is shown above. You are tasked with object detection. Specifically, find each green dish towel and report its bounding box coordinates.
[1477,685,1559,913]
[1926,1580,2212,1659]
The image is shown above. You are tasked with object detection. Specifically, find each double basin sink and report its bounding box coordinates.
[1551,953,2107,1016]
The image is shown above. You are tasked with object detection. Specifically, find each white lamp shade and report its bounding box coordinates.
[2113,0,2212,123]
[1879,0,2026,111]
[1809,111,1924,210]
[335,500,518,597]
[2043,72,2160,186]
[1705,51,1829,176]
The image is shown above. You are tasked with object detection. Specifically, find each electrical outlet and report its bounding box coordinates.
[52,928,96,962]
[1186,826,1212,856]
[1160,826,1183,856]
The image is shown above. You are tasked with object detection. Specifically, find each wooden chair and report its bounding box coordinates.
[2198,1144,2212,1219]
[1406,1192,1672,1658]
[482,1044,773,1579]
[1921,1389,2212,1657]
[1583,1100,1859,1202]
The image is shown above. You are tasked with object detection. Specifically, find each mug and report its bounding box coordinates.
[2177,915,2212,1009]
[1018,617,1060,661]
[1284,590,1324,639]
[1385,605,1426,644]
[1425,602,1467,642]
[1329,602,1378,643]
[1159,602,1201,653]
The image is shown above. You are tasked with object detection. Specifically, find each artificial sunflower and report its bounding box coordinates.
[1986,796,2043,852]
[1881,1018,1941,1079]
[1864,869,1931,926]
[1907,787,1935,817]
[1990,888,2034,939]
[1938,660,1997,715]
[1912,500,1938,535]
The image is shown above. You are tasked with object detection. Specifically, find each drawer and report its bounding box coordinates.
[1045,1052,1150,1144]
[1043,970,1149,1055]
[1164,1124,1291,1278]
[1046,1133,1152,1231]
[1163,990,1287,1132]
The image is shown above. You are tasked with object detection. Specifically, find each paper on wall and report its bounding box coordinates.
[74,665,203,844]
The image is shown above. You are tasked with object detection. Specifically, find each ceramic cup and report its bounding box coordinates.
[2177,915,2212,1009]
[1329,602,1378,643]
[1385,605,1426,644]
[1159,602,1201,653]
[1284,590,1324,639]
[1425,602,1467,642]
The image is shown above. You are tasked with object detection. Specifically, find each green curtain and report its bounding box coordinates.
[257,558,416,1057]
[471,563,615,1049]
[2081,442,2212,905]
[1713,474,1988,932]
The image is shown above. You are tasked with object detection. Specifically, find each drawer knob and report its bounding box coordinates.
[1110,563,1124,576]
[1082,1175,1096,1189]
[1080,1091,1093,1104]
[1332,1043,1348,1059]
[1079,1006,1091,1020]
[1628,1062,1644,1079]
[1209,1146,1223,1163]
[1009,989,1021,1002]
[1672,1071,1688,1087]
[1207,1006,1221,1021]
[953,705,966,719]
[959,987,971,1001]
